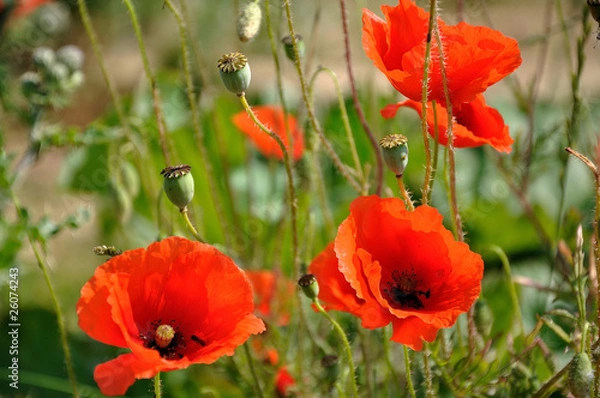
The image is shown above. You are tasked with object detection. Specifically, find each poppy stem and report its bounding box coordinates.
[181,206,206,243]
[121,0,172,165]
[163,0,234,250]
[281,0,363,194]
[243,342,265,398]
[309,66,367,193]
[396,175,415,211]
[11,194,80,398]
[313,299,359,398]
[430,1,464,241]
[403,346,417,398]
[238,93,300,281]
[154,372,162,398]
[419,0,437,205]
[339,0,384,196]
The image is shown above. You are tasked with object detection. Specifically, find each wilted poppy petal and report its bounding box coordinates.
[232,105,304,161]
[382,95,513,153]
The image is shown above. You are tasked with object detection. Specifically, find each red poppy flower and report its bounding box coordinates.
[275,367,296,397]
[309,196,484,351]
[232,105,304,161]
[381,95,513,153]
[77,236,265,396]
[246,270,294,326]
[362,0,521,107]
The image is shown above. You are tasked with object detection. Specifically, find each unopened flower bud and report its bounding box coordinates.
[238,1,262,42]
[281,34,305,62]
[298,274,319,300]
[32,47,55,72]
[161,164,195,211]
[218,52,251,95]
[56,45,85,73]
[379,134,408,177]
[47,62,69,83]
[569,352,593,398]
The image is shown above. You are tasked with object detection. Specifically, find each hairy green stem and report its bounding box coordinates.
[238,94,299,280]
[181,206,205,243]
[404,346,417,398]
[281,0,362,193]
[154,372,161,398]
[243,342,265,398]
[339,0,383,195]
[121,0,171,164]
[313,300,359,398]
[309,66,366,192]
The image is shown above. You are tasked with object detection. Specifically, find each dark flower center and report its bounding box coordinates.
[139,319,207,360]
[383,269,430,310]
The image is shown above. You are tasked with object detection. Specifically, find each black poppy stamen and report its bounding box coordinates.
[191,335,206,346]
[383,269,431,310]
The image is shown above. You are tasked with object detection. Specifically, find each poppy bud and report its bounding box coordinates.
[56,45,85,73]
[161,164,195,211]
[217,52,251,96]
[473,299,493,337]
[281,34,305,62]
[568,352,593,398]
[238,1,262,42]
[379,134,408,177]
[298,274,319,300]
[588,0,600,23]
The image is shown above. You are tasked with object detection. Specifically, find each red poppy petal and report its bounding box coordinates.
[308,243,364,313]
[232,105,304,161]
[94,353,163,396]
[384,96,513,153]
[389,316,440,351]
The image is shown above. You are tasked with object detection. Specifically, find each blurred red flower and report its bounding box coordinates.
[309,196,484,351]
[77,237,265,396]
[0,0,51,18]
[362,0,521,107]
[275,367,296,397]
[246,270,295,326]
[232,105,304,161]
[381,95,513,153]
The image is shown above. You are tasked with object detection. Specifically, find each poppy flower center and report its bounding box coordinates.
[383,269,430,310]
[139,319,188,360]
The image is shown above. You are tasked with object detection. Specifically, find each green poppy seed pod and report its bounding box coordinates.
[379,134,409,177]
[238,1,262,42]
[588,0,600,23]
[281,34,305,62]
[568,352,593,398]
[298,274,319,300]
[217,52,251,96]
[32,47,56,73]
[161,164,195,211]
[473,299,493,337]
[56,45,85,73]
